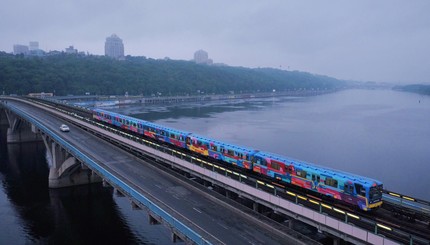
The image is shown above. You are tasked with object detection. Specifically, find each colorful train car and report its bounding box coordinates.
[144,122,190,148]
[252,151,383,211]
[93,108,144,134]
[185,134,256,170]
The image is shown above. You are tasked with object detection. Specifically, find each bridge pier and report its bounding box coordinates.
[4,109,41,143]
[43,135,102,188]
[171,232,183,243]
[149,214,160,225]
[0,108,8,126]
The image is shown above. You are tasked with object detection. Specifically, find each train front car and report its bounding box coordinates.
[318,174,383,211]
[252,151,383,211]
[364,181,383,210]
[186,134,255,170]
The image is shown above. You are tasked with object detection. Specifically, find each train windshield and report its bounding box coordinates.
[369,184,383,202]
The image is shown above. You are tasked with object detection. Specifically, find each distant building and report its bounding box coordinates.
[105,34,124,59]
[13,44,29,55]
[29,41,39,51]
[65,45,78,54]
[27,41,45,56]
[194,49,209,64]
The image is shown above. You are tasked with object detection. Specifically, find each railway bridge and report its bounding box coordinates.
[0,96,429,245]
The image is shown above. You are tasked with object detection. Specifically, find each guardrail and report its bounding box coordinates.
[2,102,212,245]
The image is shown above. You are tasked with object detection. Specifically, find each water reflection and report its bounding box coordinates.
[0,125,154,244]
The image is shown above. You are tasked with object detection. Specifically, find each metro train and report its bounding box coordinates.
[92,108,383,211]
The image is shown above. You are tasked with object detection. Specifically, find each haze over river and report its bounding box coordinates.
[113,89,430,200]
[0,88,428,244]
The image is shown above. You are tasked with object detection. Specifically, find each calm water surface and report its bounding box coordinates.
[0,89,429,244]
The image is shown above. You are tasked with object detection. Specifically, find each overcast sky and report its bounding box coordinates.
[1,0,429,84]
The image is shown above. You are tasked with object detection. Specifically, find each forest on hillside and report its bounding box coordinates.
[393,84,430,96]
[0,52,347,96]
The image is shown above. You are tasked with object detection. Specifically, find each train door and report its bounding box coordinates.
[252,156,267,173]
[344,182,354,196]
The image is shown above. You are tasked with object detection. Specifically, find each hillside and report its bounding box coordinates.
[0,52,346,96]
[393,84,430,96]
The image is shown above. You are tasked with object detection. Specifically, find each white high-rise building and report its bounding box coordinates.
[105,34,124,59]
[13,44,29,55]
[65,45,78,54]
[194,49,209,64]
[29,41,39,51]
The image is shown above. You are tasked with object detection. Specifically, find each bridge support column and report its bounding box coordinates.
[149,214,160,225]
[253,202,259,212]
[332,237,340,245]
[0,108,8,126]
[43,135,101,188]
[171,232,183,243]
[4,109,41,143]
[225,190,231,199]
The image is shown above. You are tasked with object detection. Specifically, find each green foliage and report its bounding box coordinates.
[393,84,430,95]
[0,52,346,96]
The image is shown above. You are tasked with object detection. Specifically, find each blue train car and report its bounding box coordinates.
[93,108,146,134]
[253,151,383,211]
[186,134,257,170]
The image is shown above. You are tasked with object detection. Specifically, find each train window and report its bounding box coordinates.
[354,184,365,196]
[227,149,234,156]
[287,166,293,174]
[180,136,184,141]
[271,161,281,171]
[220,147,225,153]
[312,174,321,182]
[324,178,338,188]
[170,133,175,138]
[133,122,137,127]
[210,145,217,151]
[254,157,266,166]
[296,170,307,178]
[344,184,354,194]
